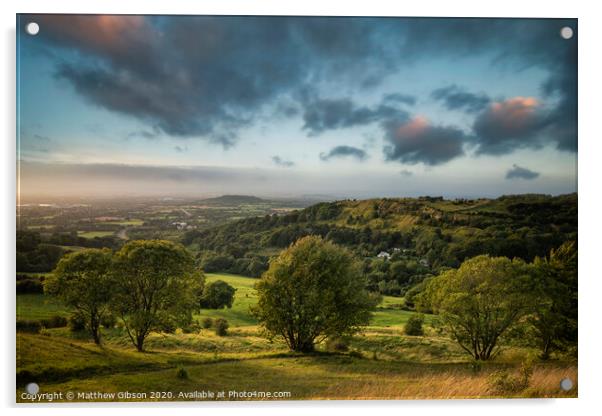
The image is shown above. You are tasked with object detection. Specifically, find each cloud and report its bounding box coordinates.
[272,156,295,167]
[30,15,404,147]
[431,85,490,113]
[26,15,576,152]
[506,164,540,180]
[301,92,408,136]
[383,116,467,165]
[399,169,413,177]
[174,145,188,153]
[382,93,417,106]
[473,97,548,155]
[18,161,277,197]
[320,146,368,161]
[126,128,161,141]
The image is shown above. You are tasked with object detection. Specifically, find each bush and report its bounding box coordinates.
[16,320,41,333]
[325,337,349,352]
[201,317,214,329]
[68,313,86,332]
[214,318,229,336]
[176,367,189,380]
[199,280,236,309]
[404,314,425,336]
[488,360,533,394]
[40,315,68,328]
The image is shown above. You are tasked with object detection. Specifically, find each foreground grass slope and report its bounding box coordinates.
[17,332,576,401]
[16,272,577,401]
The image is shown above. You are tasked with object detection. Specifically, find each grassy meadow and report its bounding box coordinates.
[16,273,577,402]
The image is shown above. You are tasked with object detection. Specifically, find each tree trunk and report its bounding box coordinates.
[540,338,552,360]
[90,313,101,345]
[136,333,146,352]
[289,335,315,353]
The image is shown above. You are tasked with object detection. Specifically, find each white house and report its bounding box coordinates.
[377,251,392,260]
[172,221,187,230]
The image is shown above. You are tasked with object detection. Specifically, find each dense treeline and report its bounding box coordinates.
[17,231,65,273]
[184,193,577,296]
[16,230,121,273]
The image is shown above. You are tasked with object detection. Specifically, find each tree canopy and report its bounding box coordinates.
[253,235,379,352]
[110,240,204,351]
[418,255,535,360]
[46,248,113,344]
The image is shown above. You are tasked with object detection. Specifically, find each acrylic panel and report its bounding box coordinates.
[16,14,577,402]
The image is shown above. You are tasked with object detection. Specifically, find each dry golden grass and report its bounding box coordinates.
[321,364,577,400]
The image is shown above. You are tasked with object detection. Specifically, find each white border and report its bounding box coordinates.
[2,1,601,415]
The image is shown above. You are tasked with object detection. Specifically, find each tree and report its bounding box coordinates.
[199,280,236,309]
[252,235,379,352]
[418,255,534,360]
[45,249,113,344]
[110,240,204,351]
[528,241,577,359]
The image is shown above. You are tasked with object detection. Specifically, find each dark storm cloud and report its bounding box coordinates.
[431,85,490,113]
[506,164,540,180]
[272,156,295,168]
[27,15,576,153]
[472,97,550,155]
[30,15,397,146]
[396,18,576,154]
[383,117,468,166]
[301,95,408,136]
[320,146,368,162]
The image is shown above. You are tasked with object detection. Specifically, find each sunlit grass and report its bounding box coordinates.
[77,231,116,238]
[17,332,577,402]
[15,272,576,402]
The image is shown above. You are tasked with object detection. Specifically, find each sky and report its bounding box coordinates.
[17,15,577,200]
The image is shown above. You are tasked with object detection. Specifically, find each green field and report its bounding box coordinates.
[77,231,115,238]
[104,219,144,226]
[17,294,68,320]
[17,273,428,328]
[15,272,577,402]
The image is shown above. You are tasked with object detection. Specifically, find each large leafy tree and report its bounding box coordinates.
[528,241,577,359]
[253,235,379,352]
[110,240,204,351]
[418,255,535,360]
[46,248,113,344]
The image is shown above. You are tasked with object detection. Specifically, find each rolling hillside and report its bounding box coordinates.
[185,193,577,295]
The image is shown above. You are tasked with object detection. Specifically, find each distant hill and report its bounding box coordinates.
[198,195,266,205]
[184,193,577,293]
